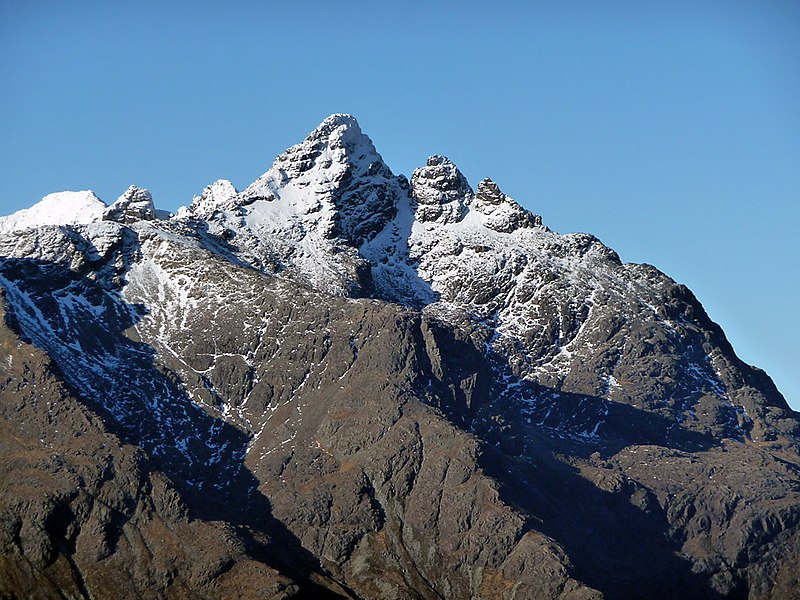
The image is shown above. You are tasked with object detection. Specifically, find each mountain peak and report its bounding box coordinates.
[242,114,385,200]
[425,154,456,168]
[472,178,543,232]
[102,185,156,224]
[320,112,359,126]
[199,115,405,294]
[294,113,374,160]
[310,113,362,137]
[475,178,504,202]
[182,179,238,219]
[238,114,400,249]
[0,190,106,233]
[411,155,471,224]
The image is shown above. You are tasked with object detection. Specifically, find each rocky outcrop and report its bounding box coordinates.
[472,178,542,232]
[411,155,470,224]
[181,179,239,219]
[103,186,157,224]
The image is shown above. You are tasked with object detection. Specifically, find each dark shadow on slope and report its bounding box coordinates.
[414,319,730,599]
[417,318,718,455]
[0,250,350,598]
[362,189,441,308]
[518,383,718,456]
[479,441,730,600]
[189,219,267,272]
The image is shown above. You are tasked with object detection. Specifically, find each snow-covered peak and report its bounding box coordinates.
[183,115,408,295]
[242,113,385,199]
[238,114,400,242]
[179,179,238,219]
[304,113,368,150]
[410,156,471,224]
[103,186,156,224]
[471,178,542,233]
[0,191,107,234]
[237,114,403,246]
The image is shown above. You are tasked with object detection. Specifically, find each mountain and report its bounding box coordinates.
[0,191,106,233]
[1,114,799,599]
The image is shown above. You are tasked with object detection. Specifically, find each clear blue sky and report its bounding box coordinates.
[2,1,798,408]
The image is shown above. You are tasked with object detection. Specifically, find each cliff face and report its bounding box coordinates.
[1,115,799,599]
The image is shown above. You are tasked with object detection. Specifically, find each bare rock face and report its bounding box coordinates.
[1,114,800,599]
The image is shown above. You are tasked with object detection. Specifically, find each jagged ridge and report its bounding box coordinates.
[1,114,799,599]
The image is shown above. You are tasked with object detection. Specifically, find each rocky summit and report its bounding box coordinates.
[1,114,799,600]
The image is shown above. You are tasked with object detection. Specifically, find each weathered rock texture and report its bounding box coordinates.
[0,293,351,599]
[1,114,799,599]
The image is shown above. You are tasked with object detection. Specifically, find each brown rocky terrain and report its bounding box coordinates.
[0,292,353,599]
